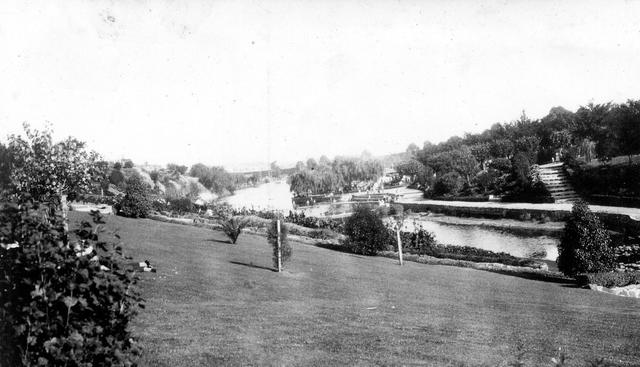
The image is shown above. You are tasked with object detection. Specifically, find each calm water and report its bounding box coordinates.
[402,216,559,261]
[223,182,560,260]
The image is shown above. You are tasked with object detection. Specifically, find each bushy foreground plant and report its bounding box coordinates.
[343,205,390,255]
[557,201,616,276]
[267,218,291,270]
[221,216,249,244]
[0,202,142,366]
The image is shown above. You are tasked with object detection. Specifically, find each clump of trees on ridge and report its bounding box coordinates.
[394,100,640,200]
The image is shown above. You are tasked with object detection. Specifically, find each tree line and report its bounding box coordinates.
[288,154,384,196]
[395,100,640,199]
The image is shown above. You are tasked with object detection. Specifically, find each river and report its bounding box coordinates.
[222,181,560,260]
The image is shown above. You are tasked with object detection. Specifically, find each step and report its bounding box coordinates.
[547,188,575,193]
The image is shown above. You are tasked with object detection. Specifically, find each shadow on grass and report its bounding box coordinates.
[313,242,370,259]
[229,261,276,272]
[488,269,574,284]
[207,238,232,244]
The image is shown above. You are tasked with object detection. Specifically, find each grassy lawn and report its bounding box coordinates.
[69,212,640,366]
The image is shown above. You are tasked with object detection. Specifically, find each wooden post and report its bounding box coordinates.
[396,226,403,266]
[277,219,282,272]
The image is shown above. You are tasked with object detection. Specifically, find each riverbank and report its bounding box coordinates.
[412,212,565,236]
[399,198,640,234]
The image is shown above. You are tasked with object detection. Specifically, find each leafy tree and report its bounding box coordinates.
[109,169,125,187]
[0,142,13,193]
[113,162,123,170]
[7,123,99,206]
[450,146,478,184]
[123,159,134,169]
[395,159,433,188]
[470,143,491,170]
[406,143,419,156]
[117,174,153,218]
[432,172,464,197]
[167,163,188,176]
[514,135,541,164]
[557,201,615,276]
[614,100,640,163]
[510,153,531,188]
[343,205,390,255]
[306,158,318,170]
[489,139,514,159]
[189,163,236,195]
[294,161,305,171]
[319,155,331,166]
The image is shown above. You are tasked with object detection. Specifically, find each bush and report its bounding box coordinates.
[221,216,249,244]
[117,175,153,218]
[267,218,292,270]
[167,197,194,214]
[577,272,640,288]
[557,201,616,276]
[343,205,390,255]
[432,172,464,197]
[0,202,142,366]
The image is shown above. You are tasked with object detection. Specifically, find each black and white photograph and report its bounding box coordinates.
[1,1,640,366]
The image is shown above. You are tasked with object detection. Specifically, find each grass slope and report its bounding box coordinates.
[68,213,640,366]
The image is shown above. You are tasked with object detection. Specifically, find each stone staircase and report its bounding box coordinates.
[537,162,581,203]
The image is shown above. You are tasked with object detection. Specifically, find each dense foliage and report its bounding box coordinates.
[399,100,640,200]
[577,272,640,288]
[566,162,640,206]
[343,205,390,255]
[557,201,616,276]
[288,155,384,195]
[0,204,142,366]
[117,175,153,218]
[266,218,291,269]
[6,123,99,204]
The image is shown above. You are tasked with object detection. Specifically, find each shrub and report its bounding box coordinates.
[167,197,194,214]
[432,172,464,197]
[267,218,291,270]
[557,201,616,276]
[0,202,142,366]
[118,175,153,218]
[221,216,249,244]
[577,272,640,288]
[343,205,390,255]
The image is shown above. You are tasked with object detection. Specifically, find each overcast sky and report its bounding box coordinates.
[2,0,640,171]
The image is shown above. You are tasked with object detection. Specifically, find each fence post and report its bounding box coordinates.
[277,219,282,272]
[396,227,403,266]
